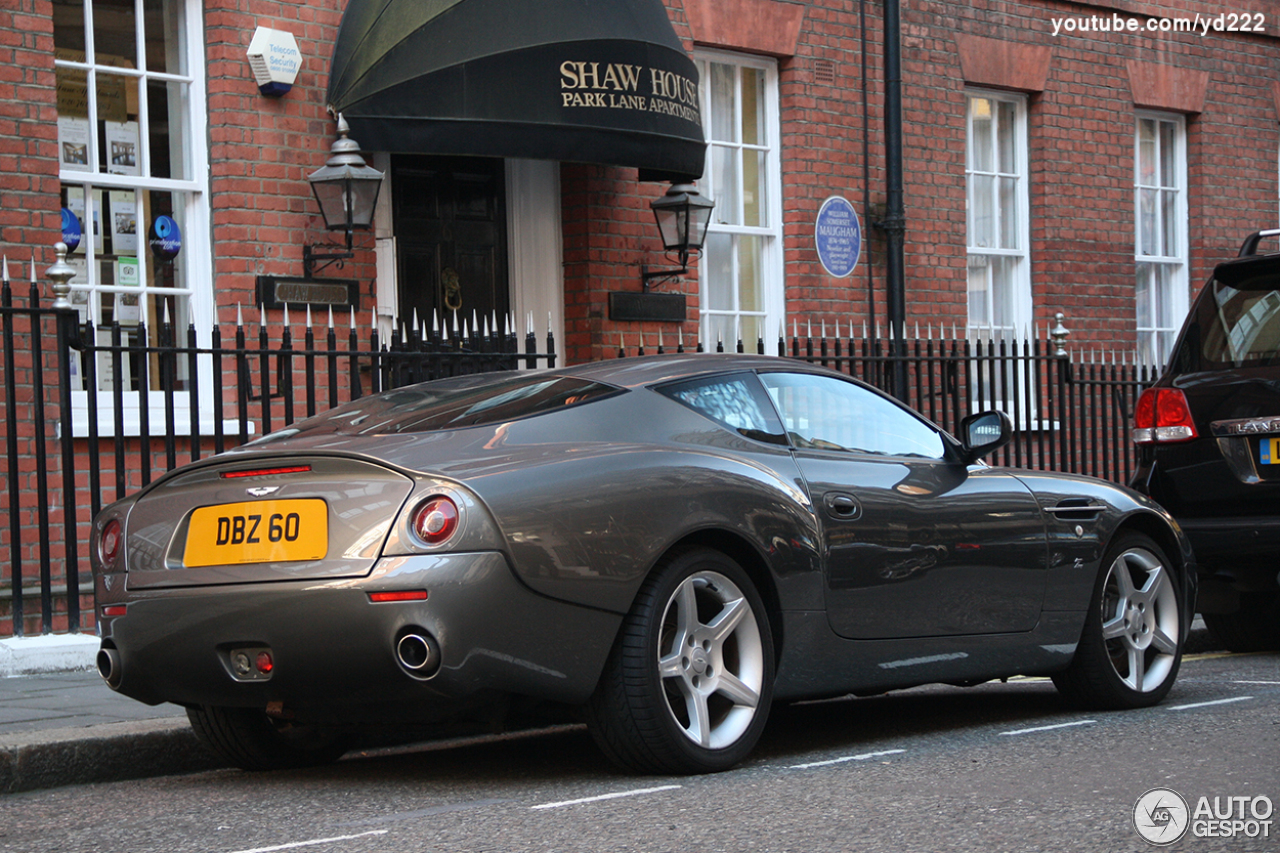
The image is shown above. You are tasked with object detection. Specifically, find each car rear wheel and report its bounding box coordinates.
[586,547,775,774]
[187,705,350,771]
[1053,533,1184,709]
[1203,592,1280,652]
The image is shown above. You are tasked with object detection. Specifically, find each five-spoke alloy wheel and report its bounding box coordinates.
[587,548,774,774]
[1054,533,1184,709]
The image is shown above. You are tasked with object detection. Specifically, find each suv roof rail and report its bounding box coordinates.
[1238,229,1280,257]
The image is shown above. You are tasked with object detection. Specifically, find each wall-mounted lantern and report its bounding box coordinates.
[609,183,715,323]
[641,183,715,291]
[302,114,384,280]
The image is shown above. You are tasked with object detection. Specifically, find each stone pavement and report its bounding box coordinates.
[0,668,225,794]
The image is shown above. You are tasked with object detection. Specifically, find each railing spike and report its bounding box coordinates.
[327,305,334,329]
[793,318,798,340]
[29,253,35,284]
[237,302,243,327]
[283,303,290,329]
[260,303,266,330]
[1,255,8,284]
[862,320,867,338]
[821,319,826,339]
[806,319,812,339]
[163,298,171,326]
[678,325,685,346]
[914,321,920,339]
[306,303,312,329]
[658,327,664,348]
[835,318,841,339]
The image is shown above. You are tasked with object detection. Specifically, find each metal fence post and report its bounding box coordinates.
[47,243,82,633]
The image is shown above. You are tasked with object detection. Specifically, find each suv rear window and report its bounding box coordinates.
[1180,267,1280,370]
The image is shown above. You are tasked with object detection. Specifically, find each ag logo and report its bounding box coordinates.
[1134,788,1190,845]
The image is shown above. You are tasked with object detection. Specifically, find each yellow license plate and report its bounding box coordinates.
[184,499,328,567]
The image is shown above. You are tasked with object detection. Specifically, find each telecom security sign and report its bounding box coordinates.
[815,196,862,278]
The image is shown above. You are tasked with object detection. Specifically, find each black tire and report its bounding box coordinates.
[1054,533,1184,710]
[586,547,775,774]
[1203,592,1280,652]
[187,705,350,771]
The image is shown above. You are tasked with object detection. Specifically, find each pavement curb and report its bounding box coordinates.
[0,718,227,794]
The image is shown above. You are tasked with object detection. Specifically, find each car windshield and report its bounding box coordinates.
[1193,270,1280,369]
[326,373,620,434]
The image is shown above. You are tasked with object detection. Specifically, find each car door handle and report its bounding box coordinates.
[823,493,862,520]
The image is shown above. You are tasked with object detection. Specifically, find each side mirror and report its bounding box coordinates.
[959,410,1013,464]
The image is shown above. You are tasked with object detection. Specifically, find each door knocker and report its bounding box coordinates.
[442,267,463,312]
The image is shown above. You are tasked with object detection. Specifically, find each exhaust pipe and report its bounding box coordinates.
[97,647,122,690]
[395,630,441,679]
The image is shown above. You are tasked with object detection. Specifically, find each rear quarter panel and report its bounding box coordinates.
[401,387,825,615]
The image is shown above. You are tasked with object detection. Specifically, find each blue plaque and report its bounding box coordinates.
[61,207,82,252]
[815,196,861,278]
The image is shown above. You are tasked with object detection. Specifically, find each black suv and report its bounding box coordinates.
[1131,229,1280,651]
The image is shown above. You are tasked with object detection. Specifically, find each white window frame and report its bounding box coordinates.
[965,89,1035,422]
[965,89,1032,342]
[1134,111,1189,368]
[55,0,214,437]
[694,48,784,349]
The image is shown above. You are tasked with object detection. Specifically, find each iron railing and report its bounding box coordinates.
[2,279,1158,637]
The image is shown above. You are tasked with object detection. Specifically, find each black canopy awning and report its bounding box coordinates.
[326,0,707,181]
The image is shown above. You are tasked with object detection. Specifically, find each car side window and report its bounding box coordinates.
[658,373,788,445]
[759,372,947,459]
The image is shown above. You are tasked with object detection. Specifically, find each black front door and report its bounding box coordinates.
[391,155,509,332]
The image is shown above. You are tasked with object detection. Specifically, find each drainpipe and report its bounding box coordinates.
[881,0,907,399]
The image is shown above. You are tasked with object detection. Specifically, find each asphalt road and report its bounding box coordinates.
[3,650,1276,853]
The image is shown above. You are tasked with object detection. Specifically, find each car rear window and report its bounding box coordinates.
[1185,269,1280,370]
[344,373,620,433]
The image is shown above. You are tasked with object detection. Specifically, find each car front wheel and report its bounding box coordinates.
[187,705,350,771]
[587,547,775,774]
[1053,533,1184,709]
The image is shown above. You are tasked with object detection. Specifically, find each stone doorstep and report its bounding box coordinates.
[0,634,99,677]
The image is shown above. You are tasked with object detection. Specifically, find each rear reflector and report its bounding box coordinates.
[368,590,429,603]
[102,605,127,617]
[220,465,312,479]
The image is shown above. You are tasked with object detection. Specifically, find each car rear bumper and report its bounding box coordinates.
[96,552,621,717]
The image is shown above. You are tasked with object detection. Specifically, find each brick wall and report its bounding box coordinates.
[899,0,1278,346]
[0,0,60,255]
[204,0,377,328]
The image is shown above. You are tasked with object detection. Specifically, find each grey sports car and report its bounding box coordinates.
[90,354,1195,774]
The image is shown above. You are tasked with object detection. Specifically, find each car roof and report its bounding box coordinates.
[554,353,835,389]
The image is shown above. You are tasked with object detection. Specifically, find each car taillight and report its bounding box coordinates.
[1133,388,1198,444]
[99,519,123,568]
[410,496,459,546]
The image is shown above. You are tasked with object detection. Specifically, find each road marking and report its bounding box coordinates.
[1233,680,1280,685]
[1167,696,1253,711]
[789,748,906,769]
[225,830,389,853]
[999,720,1096,736]
[531,785,682,810]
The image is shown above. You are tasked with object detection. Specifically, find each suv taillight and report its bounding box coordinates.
[1133,388,1198,444]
